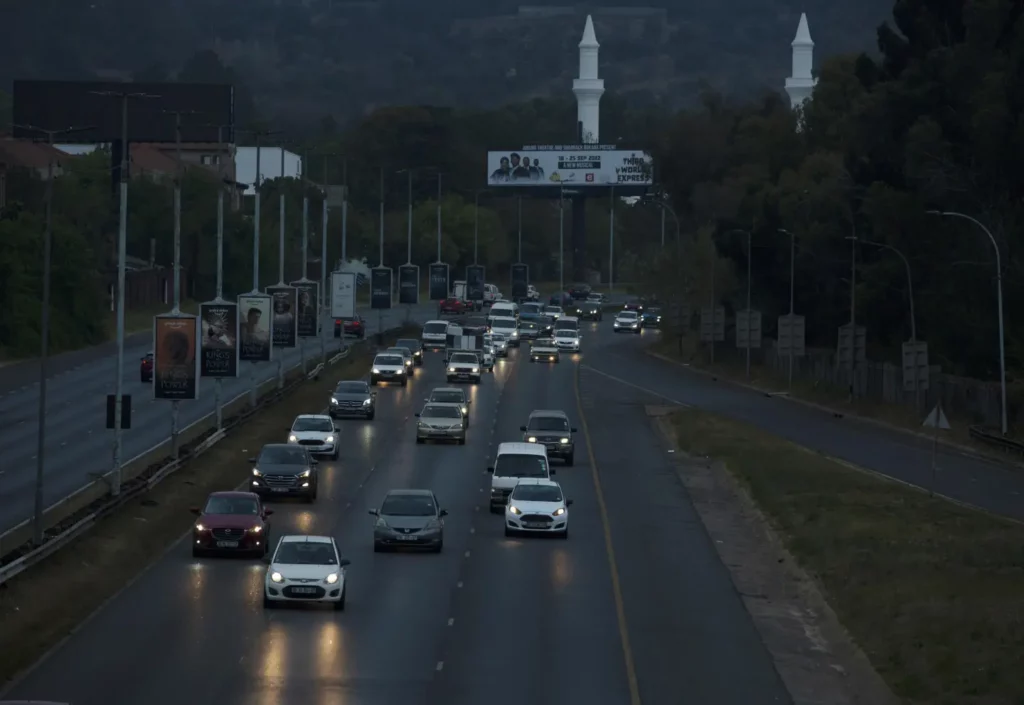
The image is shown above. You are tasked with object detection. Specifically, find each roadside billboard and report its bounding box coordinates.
[486,148,652,187]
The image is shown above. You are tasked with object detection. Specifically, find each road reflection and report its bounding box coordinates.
[255,619,287,705]
[550,547,573,592]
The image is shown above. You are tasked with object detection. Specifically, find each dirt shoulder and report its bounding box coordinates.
[655,406,1024,705]
[0,327,413,688]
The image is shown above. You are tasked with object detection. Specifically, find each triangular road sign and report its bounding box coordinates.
[922,403,951,430]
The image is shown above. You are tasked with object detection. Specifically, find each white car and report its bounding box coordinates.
[447,351,482,383]
[370,353,407,386]
[529,338,560,362]
[543,305,563,320]
[426,386,471,425]
[480,347,496,370]
[504,478,571,538]
[263,535,350,610]
[386,346,416,374]
[553,329,581,351]
[485,332,509,357]
[489,315,520,347]
[287,414,339,460]
[613,310,642,333]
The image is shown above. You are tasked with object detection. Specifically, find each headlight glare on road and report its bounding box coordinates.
[270,572,283,583]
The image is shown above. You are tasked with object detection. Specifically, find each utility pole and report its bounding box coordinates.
[212,123,230,429]
[558,185,565,295]
[247,128,281,405]
[378,167,385,266]
[91,89,158,496]
[608,187,615,291]
[436,172,443,261]
[299,150,309,374]
[517,195,523,262]
[474,190,481,264]
[320,155,332,361]
[341,157,348,263]
[15,122,92,544]
[778,228,797,391]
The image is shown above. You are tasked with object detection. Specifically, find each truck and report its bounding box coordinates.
[444,324,493,370]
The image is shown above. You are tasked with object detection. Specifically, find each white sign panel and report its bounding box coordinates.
[330,271,356,319]
[485,149,652,187]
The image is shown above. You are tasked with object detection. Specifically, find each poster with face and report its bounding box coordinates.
[289,280,320,338]
[237,294,273,362]
[199,301,238,377]
[153,315,199,399]
[266,285,298,348]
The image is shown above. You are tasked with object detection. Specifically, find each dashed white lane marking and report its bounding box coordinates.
[457,581,463,588]
[469,527,475,534]
[436,661,444,671]
[464,550,470,558]
[447,618,454,626]
[580,363,691,407]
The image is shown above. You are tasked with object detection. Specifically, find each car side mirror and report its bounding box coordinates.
[338,559,351,567]
[571,427,578,433]
[486,466,494,473]
[415,413,421,417]
[566,499,574,506]
[439,509,448,517]
[466,400,471,404]
[263,508,274,516]
[334,425,341,432]
[311,459,319,465]
[247,457,256,463]
[368,508,378,515]
[285,427,291,432]
[550,469,556,475]
[519,425,527,431]
[190,507,200,515]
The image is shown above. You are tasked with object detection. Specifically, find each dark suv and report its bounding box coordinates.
[250,443,319,502]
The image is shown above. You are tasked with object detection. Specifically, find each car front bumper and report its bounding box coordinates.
[371,372,406,383]
[447,370,481,381]
[251,476,316,497]
[506,513,568,533]
[265,578,344,603]
[527,440,574,457]
[374,528,443,548]
[292,441,336,455]
[193,530,265,553]
[530,353,560,362]
[417,426,466,441]
[330,403,374,417]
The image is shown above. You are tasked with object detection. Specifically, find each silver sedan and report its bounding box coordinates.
[415,403,467,444]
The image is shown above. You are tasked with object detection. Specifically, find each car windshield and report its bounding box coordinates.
[396,339,420,350]
[204,496,259,515]
[512,484,564,502]
[647,307,662,314]
[450,353,477,364]
[492,321,515,330]
[544,306,561,313]
[381,494,437,516]
[431,391,464,403]
[423,322,448,334]
[538,316,554,326]
[555,330,575,337]
[618,311,638,319]
[535,339,555,346]
[388,348,410,356]
[423,404,461,418]
[494,454,549,478]
[375,355,403,365]
[275,542,337,565]
[522,304,542,314]
[520,322,538,330]
[490,333,506,341]
[258,446,309,464]
[292,417,333,432]
[336,381,368,394]
[529,417,569,431]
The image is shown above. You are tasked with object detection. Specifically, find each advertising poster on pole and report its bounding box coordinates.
[466,265,485,302]
[371,267,393,309]
[153,314,200,399]
[510,263,529,301]
[237,294,273,362]
[290,279,320,338]
[199,301,238,377]
[266,285,298,348]
[485,148,653,187]
[428,263,449,300]
[330,271,356,319]
[398,264,419,305]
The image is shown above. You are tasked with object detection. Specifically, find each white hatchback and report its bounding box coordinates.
[264,535,350,610]
[553,329,581,351]
[504,479,572,538]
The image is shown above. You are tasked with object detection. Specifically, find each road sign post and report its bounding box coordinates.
[699,306,724,343]
[922,402,951,496]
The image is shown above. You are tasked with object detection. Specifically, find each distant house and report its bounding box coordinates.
[0,136,79,213]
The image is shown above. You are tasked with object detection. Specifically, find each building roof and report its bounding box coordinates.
[130,144,180,177]
[0,138,76,170]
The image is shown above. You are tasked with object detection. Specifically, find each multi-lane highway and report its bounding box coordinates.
[0,304,436,535]
[2,321,794,705]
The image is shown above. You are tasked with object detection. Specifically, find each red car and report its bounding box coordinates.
[334,315,365,338]
[140,351,154,382]
[439,298,470,315]
[191,491,273,558]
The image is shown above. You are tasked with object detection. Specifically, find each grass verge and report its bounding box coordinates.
[649,335,1021,457]
[667,408,1024,704]
[0,326,416,688]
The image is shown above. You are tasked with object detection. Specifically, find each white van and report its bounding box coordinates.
[486,442,552,512]
[490,301,518,319]
[421,320,450,351]
[483,283,501,305]
[489,315,520,347]
[553,315,579,333]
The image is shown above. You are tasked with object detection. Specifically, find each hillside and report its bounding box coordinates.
[0,0,893,123]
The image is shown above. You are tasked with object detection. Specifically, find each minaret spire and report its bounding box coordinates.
[784,12,816,110]
[572,14,604,144]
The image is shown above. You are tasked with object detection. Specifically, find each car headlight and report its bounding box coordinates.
[448,367,456,372]
[472,368,479,373]
[511,331,518,337]
[325,573,339,584]
[270,571,284,583]
[560,438,569,444]
[331,397,338,404]
[461,406,468,414]
[372,368,380,374]
[250,525,262,533]
[252,468,262,477]
[288,434,297,442]
[298,469,311,478]
[396,368,404,374]
[375,517,388,528]
[508,505,522,515]
[527,436,537,442]
[423,519,440,531]
[405,360,412,366]
[553,507,565,516]
[194,523,206,532]
[326,435,334,443]
[363,398,372,405]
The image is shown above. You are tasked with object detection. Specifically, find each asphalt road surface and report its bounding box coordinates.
[582,328,1024,521]
[2,321,794,705]
[0,304,437,535]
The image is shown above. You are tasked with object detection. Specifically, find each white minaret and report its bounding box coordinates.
[572,15,604,144]
[784,13,816,109]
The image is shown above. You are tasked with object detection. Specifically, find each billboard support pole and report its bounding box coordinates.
[320,157,329,362]
[215,126,226,429]
[436,172,442,262]
[473,191,480,264]
[169,111,184,459]
[250,133,264,408]
[378,167,385,267]
[406,169,413,321]
[277,145,286,389]
[517,196,522,263]
[112,92,130,496]
[558,185,565,295]
[300,151,309,375]
[608,186,614,291]
[341,158,348,264]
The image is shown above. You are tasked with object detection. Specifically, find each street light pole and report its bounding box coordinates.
[517,196,523,263]
[608,187,615,292]
[723,228,753,378]
[474,191,480,264]
[928,210,1007,435]
[435,172,443,262]
[558,185,565,295]
[778,228,796,391]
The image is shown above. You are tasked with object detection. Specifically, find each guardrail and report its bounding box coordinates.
[968,425,1024,456]
[0,338,367,586]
